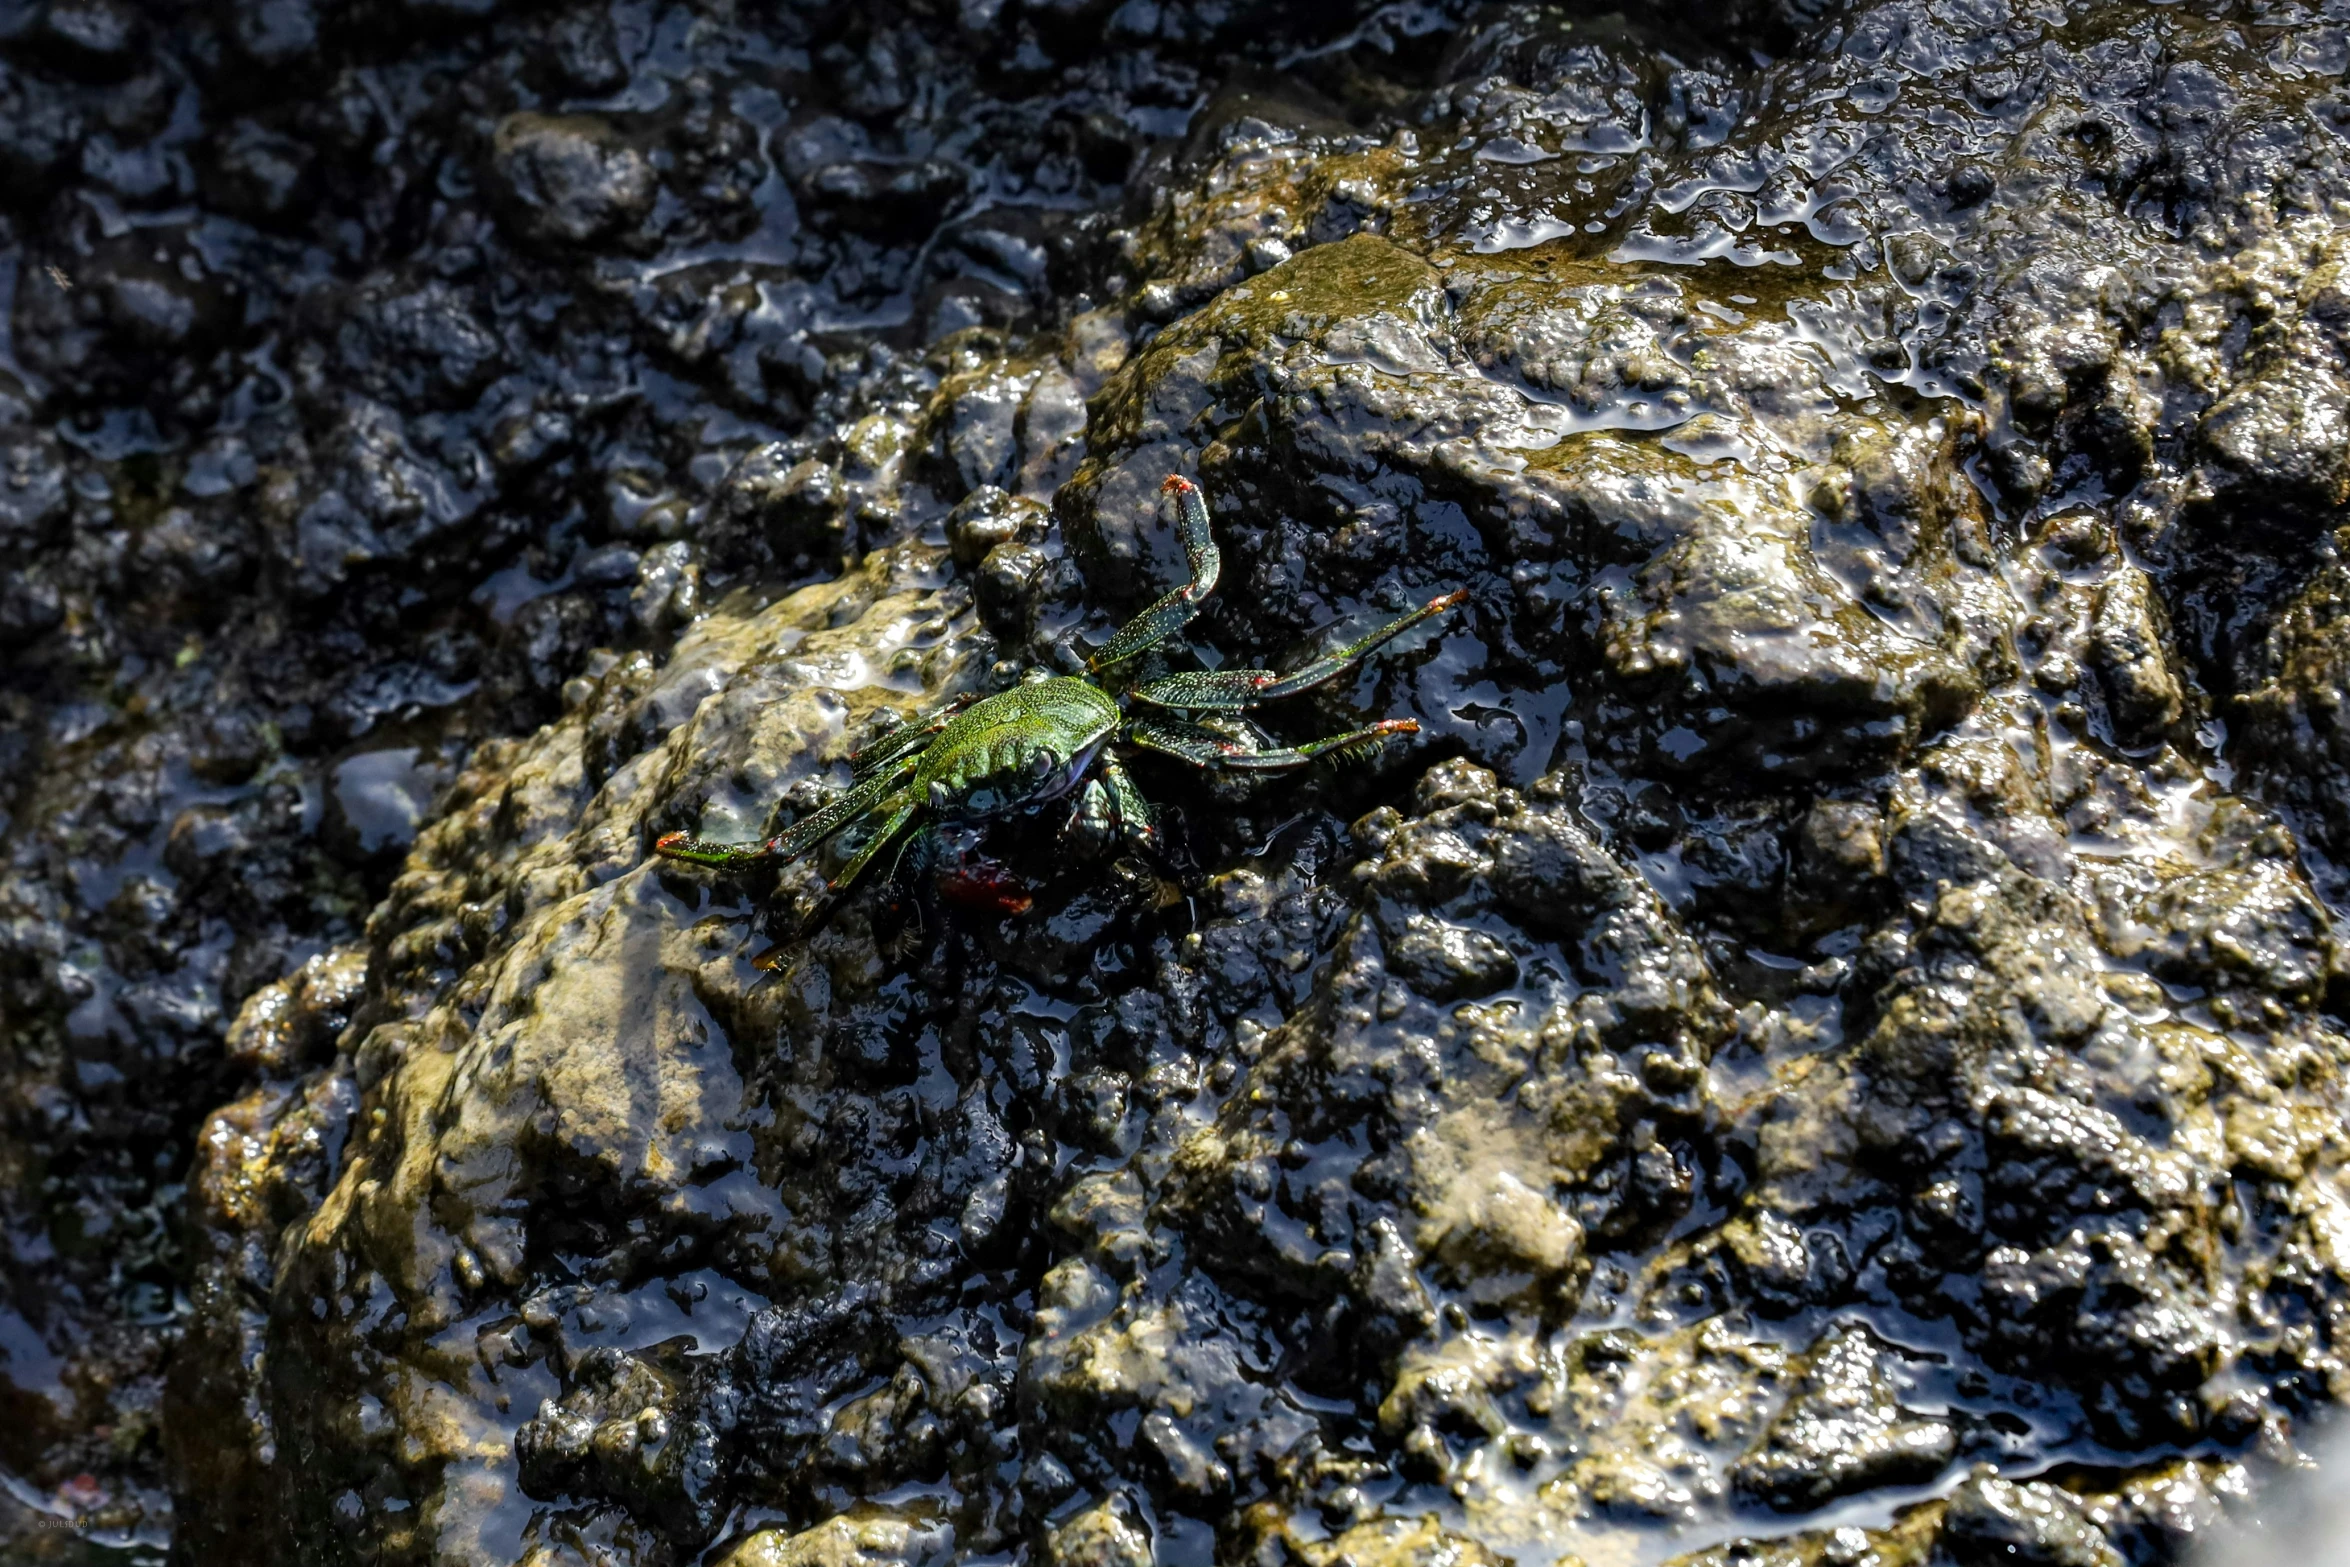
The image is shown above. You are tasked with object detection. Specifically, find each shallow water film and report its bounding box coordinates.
[4,0,2350,1562]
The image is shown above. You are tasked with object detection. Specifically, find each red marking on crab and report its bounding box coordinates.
[655,831,688,853]
[1161,473,1198,496]
[938,860,1034,916]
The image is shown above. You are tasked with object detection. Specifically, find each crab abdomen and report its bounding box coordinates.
[914,678,1119,820]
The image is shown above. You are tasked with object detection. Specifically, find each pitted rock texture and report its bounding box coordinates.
[0,0,1465,1555]
[12,0,2350,1564]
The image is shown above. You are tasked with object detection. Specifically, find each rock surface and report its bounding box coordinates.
[5,0,2350,1564]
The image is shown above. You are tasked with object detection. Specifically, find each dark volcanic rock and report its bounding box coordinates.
[8,0,2350,1565]
[1732,1323,1956,1512]
[490,112,659,252]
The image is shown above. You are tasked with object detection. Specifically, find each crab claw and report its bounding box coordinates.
[1426,589,1471,613]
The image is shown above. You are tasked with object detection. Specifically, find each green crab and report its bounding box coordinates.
[655,475,1464,912]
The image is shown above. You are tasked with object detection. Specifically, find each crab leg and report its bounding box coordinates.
[775,798,925,943]
[653,832,784,871]
[1130,590,1469,711]
[654,753,920,869]
[851,694,975,779]
[825,798,921,892]
[1126,715,1420,771]
[1101,758,1158,845]
[1084,476,1221,673]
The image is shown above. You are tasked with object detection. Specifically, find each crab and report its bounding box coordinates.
[654,475,1464,915]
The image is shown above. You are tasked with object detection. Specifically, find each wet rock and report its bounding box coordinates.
[335,279,507,409]
[167,1058,360,1563]
[2199,369,2350,516]
[24,0,144,81]
[709,445,845,580]
[1936,1473,2126,1567]
[12,0,2350,1563]
[2238,558,2350,898]
[1076,231,1984,783]
[1732,1324,1956,1513]
[221,0,318,67]
[515,1347,693,1528]
[2087,566,2183,745]
[1259,1512,1508,1567]
[0,62,83,195]
[1761,757,2349,1447]
[1042,1495,1153,1567]
[490,112,659,251]
[14,217,246,392]
[718,1512,948,1567]
[0,426,67,553]
[537,6,628,97]
[221,947,368,1074]
[933,360,1036,496]
[0,561,64,646]
[193,545,1027,1560]
[1162,761,1722,1319]
[1381,914,1518,1001]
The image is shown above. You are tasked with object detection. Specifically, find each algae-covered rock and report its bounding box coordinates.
[714,1512,947,1567]
[1071,232,1986,782]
